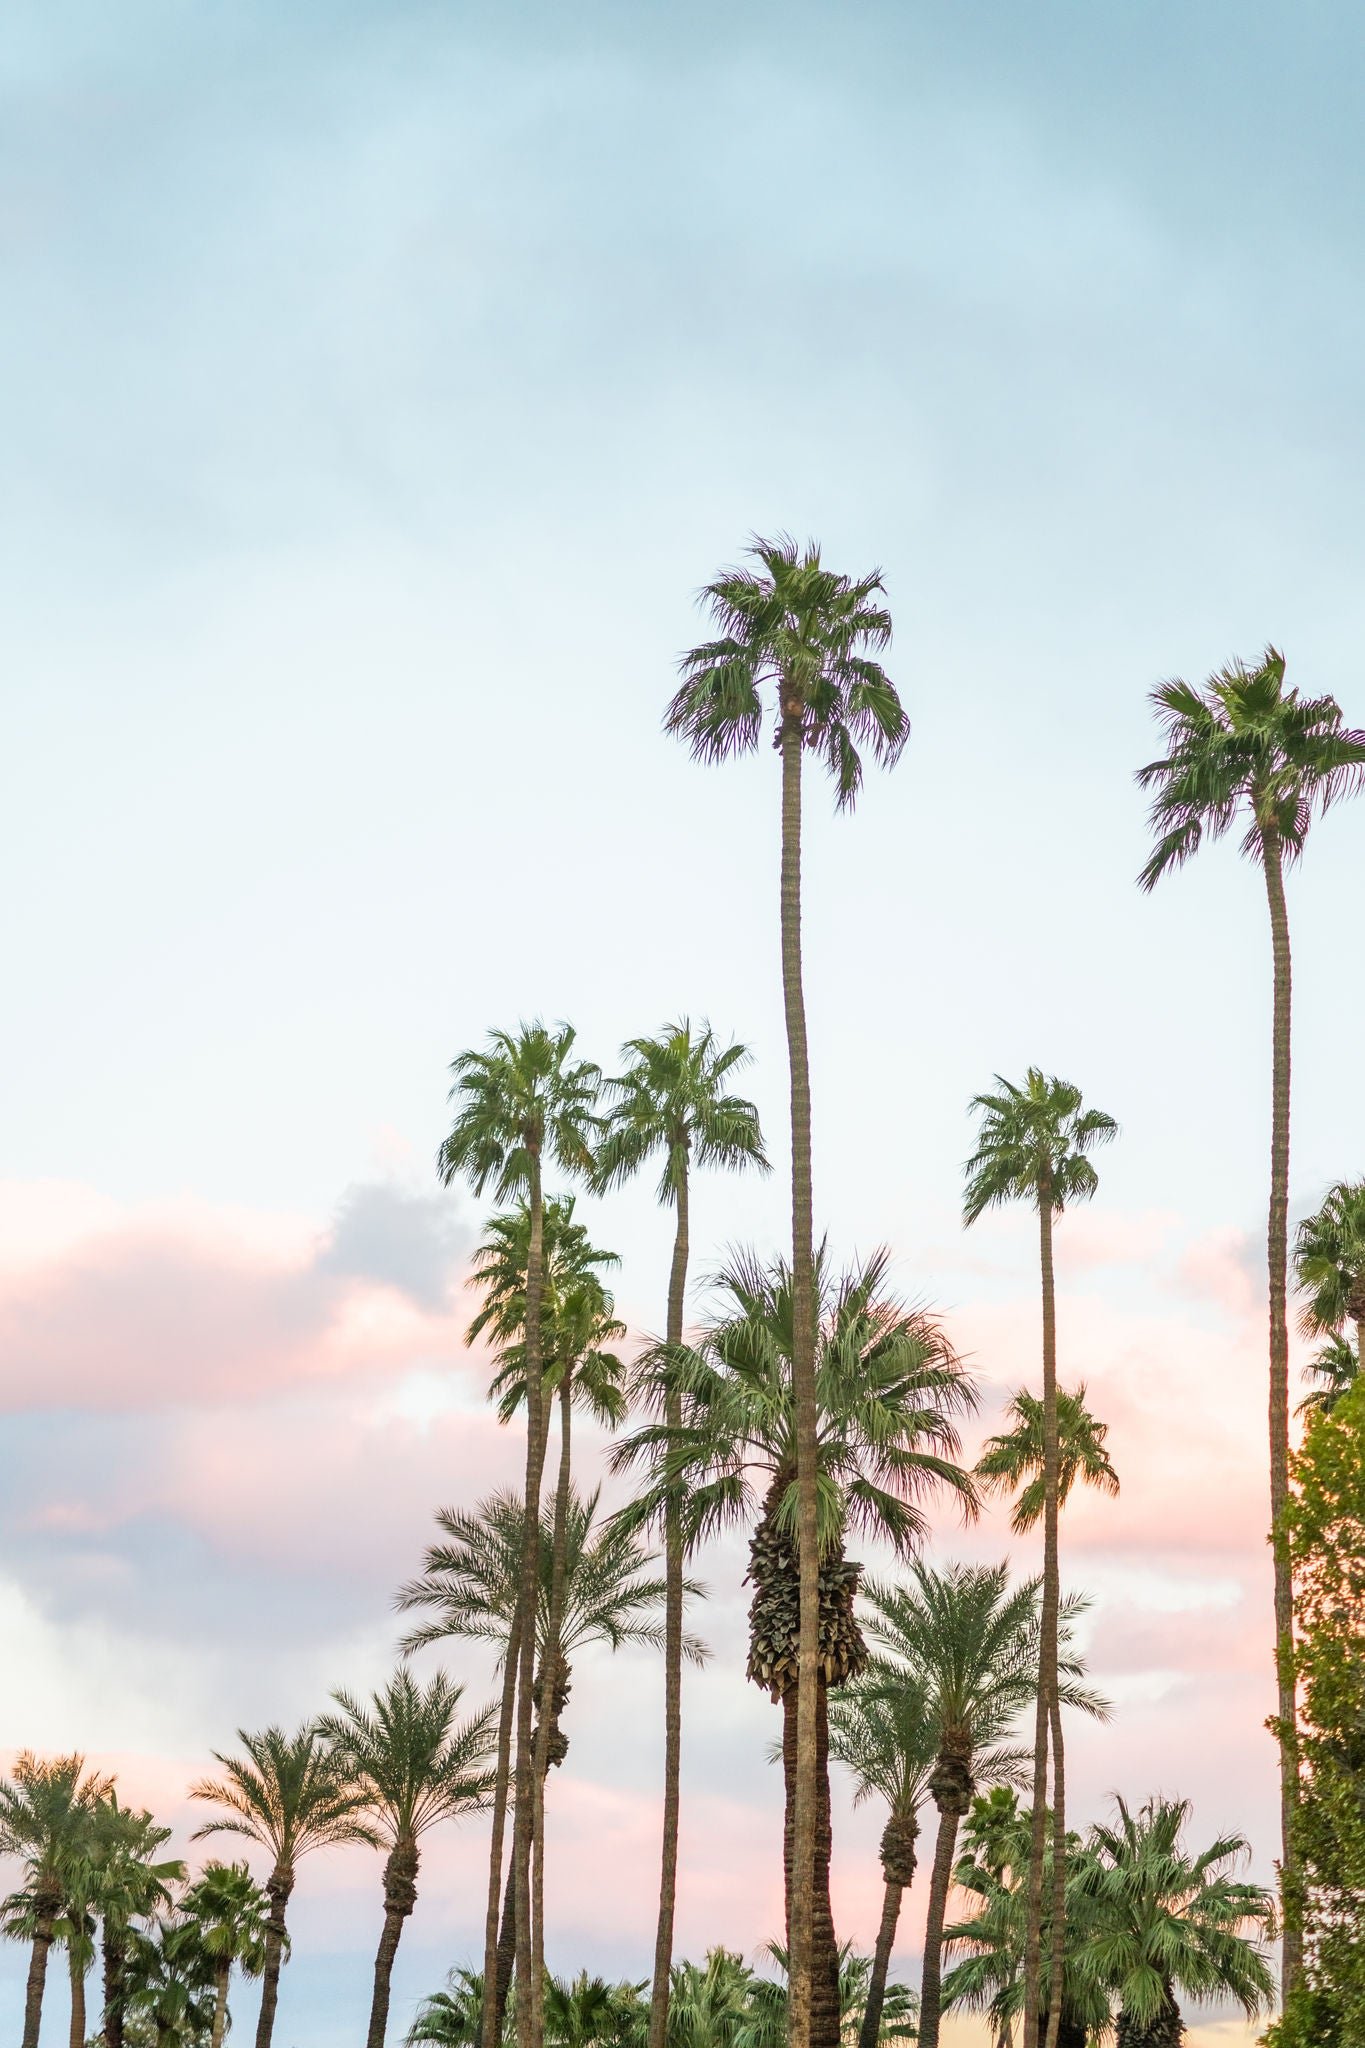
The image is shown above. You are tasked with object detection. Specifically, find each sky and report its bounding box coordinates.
[4,1,1365,2041]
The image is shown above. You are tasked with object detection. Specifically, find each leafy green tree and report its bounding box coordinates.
[669,535,908,2048]
[597,1019,767,2048]
[87,1795,184,2048]
[827,1664,935,2048]
[318,1670,496,2048]
[975,1385,1119,1534]
[1074,1797,1274,2045]
[964,1068,1116,2048]
[1294,1180,1365,1388]
[863,1561,1106,2048]
[181,1861,270,2048]
[0,1752,113,2048]
[191,1724,375,2048]
[439,1023,601,2048]
[616,1246,975,2048]
[1137,647,1365,1995]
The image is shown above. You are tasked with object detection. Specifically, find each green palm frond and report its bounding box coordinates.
[317,1668,497,1845]
[596,1020,769,1206]
[190,1724,378,1863]
[976,1383,1120,1533]
[963,1069,1117,1225]
[1293,1179,1365,1339]
[438,1022,602,1201]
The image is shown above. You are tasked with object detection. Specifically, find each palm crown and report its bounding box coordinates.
[470,1200,627,1427]
[0,1754,114,1900]
[963,1070,1117,1223]
[1293,1179,1365,1338]
[191,1724,377,1871]
[666,535,908,808]
[439,1023,601,1199]
[1135,648,1365,886]
[595,1021,769,1205]
[975,1385,1120,1535]
[828,1661,938,1826]
[182,1859,270,1974]
[317,1670,497,1848]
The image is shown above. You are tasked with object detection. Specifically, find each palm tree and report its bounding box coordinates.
[862,1561,1107,2048]
[87,1795,184,2048]
[827,1664,935,2048]
[181,1861,270,2048]
[407,1966,488,2048]
[975,1385,1120,1534]
[1073,1796,1275,2045]
[0,1752,113,2048]
[1297,1333,1360,1417]
[615,1246,976,2048]
[736,1944,917,2048]
[191,1723,376,2048]
[669,535,909,2048]
[1137,648,1365,1995]
[963,1068,1116,2048]
[440,1022,601,2048]
[1294,1180,1365,1381]
[597,1019,768,2048]
[123,1916,218,2047]
[543,1972,646,2048]
[0,1878,96,2048]
[318,1670,497,2048]
[665,1949,755,2048]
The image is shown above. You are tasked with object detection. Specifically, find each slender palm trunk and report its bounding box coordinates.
[1023,1190,1061,2048]
[1262,835,1300,1999]
[530,1373,575,2048]
[494,1853,517,2029]
[648,1153,690,2048]
[210,1959,231,2048]
[21,1893,58,2048]
[103,1925,127,2048]
[779,707,821,2048]
[780,1680,840,2048]
[512,1155,549,2048]
[1046,1687,1066,2048]
[67,1934,86,2048]
[254,1864,294,2048]
[917,1794,965,2048]
[367,1837,420,2048]
[859,1813,913,2048]
[482,1603,525,2048]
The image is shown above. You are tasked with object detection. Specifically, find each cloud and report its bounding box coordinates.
[318,1179,469,1309]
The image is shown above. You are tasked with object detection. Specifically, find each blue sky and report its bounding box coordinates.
[3,4,1365,2043]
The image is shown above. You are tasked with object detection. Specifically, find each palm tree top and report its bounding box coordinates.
[963,1067,1117,1223]
[317,1668,497,1846]
[666,534,908,809]
[595,1019,769,1204]
[1293,1177,1365,1338]
[438,1021,601,1199]
[190,1723,377,1866]
[0,1753,114,1879]
[1136,646,1365,887]
[975,1383,1120,1534]
[827,1659,938,1816]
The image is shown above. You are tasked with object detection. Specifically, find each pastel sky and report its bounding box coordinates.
[5,3,1365,2043]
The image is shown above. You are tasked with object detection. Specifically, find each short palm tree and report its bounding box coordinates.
[1137,649,1365,1997]
[615,1246,976,2048]
[191,1723,376,2048]
[665,1949,755,2048]
[407,1966,487,2048]
[439,1023,601,2048]
[1297,1332,1360,1417]
[318,1670,496,2048]
[964,1068,1116,2048]
[669,534,909,2048]
[181,1860,270,2048]
[87,1795,184,2048]
[123,1915,218,2047]
[827,1663,936,2048]
[863,1561,1107,2048]
[1073,1796,1275,2045]
[596,1018,768,2048]
[0,1752,113,2048]
[736,1943,917,2048]
[1294,1179,1365,1383]
[543,1971,646,2048]
[976,1385,1119,1534]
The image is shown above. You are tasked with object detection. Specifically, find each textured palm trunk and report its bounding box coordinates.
[1023,1188,1061,2048]
[367,1836,420,2048]
[530,1372,575,2048]
[254,1862,294,2048]
[779,706,821,2048]
[211,1958,231,2048]
[781,1680,840,2048]
[483,1600,525,2048]
[1045,1685,1066,2048]
[103,1925,127,2048]
[858,1810,915,2048]
[917,1757,971,2048]
[1115,1983,1184,2047]
[67,1932,87,2048]
[1261,834,1301,1999]
[512,1151,549,2048]
[20,1887,59,2048]
[494,1853,517,2030]
[647,1155,690,2048]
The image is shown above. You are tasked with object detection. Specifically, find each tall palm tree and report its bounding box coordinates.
[1137,648,1365,1995]
[318,1670,497,2048]
[975,1386,1120,1535]
[181,1861,270,2048]
[596,1018,768,2048]
[963,1069,1116,2048]
[0,1878,96,2048]
[440,1022,601,2048]
[0,1752,113,2048]
[1073,1796,1275,2045]
[669,535,909,2048]
[190,1723,376,2048]
[615,1246,976,2048]
[863,1561,1107,2048]
[1294,1179,1365,1377]
[827,1663,936,2048]
[87,1795,184,2048]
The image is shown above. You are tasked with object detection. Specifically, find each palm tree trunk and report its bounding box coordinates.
[67,1932,86,2048]
[647,1158,690,2048]
[858,1872,904,2048]
[917,1796,965,2048]
[254,1865,294,2048]
[482,1603,525,2048]
[367,1838,419,2048]
[530,1372,575,2048]
[512,1153,549,2048]
[211,1958,231,2048]
[1045,1686,1066,2048]
[21,1898,58,2048]
[494,1851,517,2031]
[779,706,821,2048]
[780,1679,840,2048]
[1261,833,1301,1999]
[103,1925,127,2048]
[1023,1189,1061,2048]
